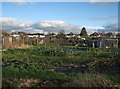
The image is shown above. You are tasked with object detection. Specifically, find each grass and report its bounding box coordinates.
[3,67,74,81]
[2,46,120,87]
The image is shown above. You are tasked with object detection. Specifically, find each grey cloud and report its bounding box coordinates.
[97,23,118,33]
[32,21,81,33]
[1,17,118,34]
[0,18,81,34]
[0,18,32,32]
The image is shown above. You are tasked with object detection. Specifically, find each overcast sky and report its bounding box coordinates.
[0,1,119,34]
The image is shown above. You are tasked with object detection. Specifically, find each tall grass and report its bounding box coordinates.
[74,73,114,87]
